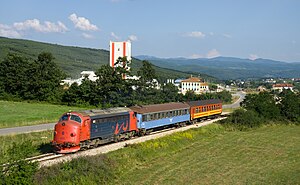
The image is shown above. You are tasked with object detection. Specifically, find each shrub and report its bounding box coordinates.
[220,109,262,131]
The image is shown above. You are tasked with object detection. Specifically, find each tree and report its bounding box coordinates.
[0,54,30,98]
[24,52,66,101]
[161,83,180,102]
[241,92,281,120]
[137,60,157,89]
[279,90,300,122]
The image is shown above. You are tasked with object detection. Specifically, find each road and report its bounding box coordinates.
[223,91,246,109]
[0,91,246,136]
[0,122,55,136]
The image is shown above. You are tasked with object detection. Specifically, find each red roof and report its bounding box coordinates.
[181,77,202,82]
[273,83,293,88]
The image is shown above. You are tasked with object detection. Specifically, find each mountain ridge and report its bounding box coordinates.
[135,55,300,80]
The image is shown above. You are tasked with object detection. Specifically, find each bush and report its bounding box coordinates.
[220,109,262,131]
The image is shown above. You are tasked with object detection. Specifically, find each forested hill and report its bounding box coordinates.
[0,37,216,82]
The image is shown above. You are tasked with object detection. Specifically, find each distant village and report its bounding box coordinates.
[61,41,299,94]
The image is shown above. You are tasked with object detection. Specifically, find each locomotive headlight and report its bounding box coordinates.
[70,133,76,137]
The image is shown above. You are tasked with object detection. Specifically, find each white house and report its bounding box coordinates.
[61,71,98,86]
[272,83,294,92]
[181,77,209,95]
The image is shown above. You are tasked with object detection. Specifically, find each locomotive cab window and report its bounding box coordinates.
[59,115,68,121]
[70,115,82,124]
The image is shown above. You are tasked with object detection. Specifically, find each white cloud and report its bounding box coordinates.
[69,13,98,31]
[13,19,68,33]
[111,32,120,40]
[249,54,258,60]
[184,31,205,39]
[189,54,204,59]
[82,33,93,39]
[206,49,220,58]
[222,33,232,38]
[128,35,138,41]
[0,24,22,38]
[209,32,214,36]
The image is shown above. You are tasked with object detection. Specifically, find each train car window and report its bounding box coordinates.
[70,115,82,124]
[59,115,68,121]
[196,108,199,113]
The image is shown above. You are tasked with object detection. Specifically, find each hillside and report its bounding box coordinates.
[0,37,216,82]
[136,55,300,80]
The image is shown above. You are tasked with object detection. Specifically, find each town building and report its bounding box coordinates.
[61,71,97,86]
[272,83,294,92]
[181,77,209,95]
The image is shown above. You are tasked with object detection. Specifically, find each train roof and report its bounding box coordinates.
[79,107,132,118]
[130,102,190,114]
[186,99,222,107]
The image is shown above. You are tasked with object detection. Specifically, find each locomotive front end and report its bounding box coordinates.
[52,113,82,153]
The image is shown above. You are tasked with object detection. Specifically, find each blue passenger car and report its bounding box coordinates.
[130,102,190,131]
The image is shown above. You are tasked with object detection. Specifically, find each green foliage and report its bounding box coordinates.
[0,52,66,102]
[241,92,281,120]
[278,90,300,122]
[220,109,262,131]
[1,141,38,185]
[223,91,300,131]
[0,130,53,164]
[137,60,157,88]
[34,155,115,185]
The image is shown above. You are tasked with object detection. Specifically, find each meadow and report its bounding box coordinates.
[0,130,53,164]
[35,124,300,185]
[0,101,87,128]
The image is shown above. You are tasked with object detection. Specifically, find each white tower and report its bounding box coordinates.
[109,41,131,69]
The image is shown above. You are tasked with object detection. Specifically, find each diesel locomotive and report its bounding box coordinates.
[52,99,222,153]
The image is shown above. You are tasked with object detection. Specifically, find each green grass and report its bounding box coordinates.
[0,130,53,164]
[35,124,300,185]
[0,100,87,128]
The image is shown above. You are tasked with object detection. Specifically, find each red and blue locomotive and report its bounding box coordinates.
[52,100,222,153]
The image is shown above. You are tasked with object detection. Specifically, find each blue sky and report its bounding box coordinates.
[0,0,299,62]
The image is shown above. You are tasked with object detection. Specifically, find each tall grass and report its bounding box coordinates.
[35,124,300,184]
[0,130,53,164]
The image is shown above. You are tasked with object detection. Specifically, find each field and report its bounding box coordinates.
[0,130,53,164]
[36,124,300,185]
[0,101,87,128]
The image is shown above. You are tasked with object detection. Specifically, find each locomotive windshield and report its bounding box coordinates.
[59,114,82,124]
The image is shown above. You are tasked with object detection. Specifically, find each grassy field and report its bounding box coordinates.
[0,101,87,128]
[35,124,300,185]
[0,130,53,164]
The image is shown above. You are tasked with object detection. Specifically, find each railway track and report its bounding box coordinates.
[1,114,229,168]
[39,115,227,168]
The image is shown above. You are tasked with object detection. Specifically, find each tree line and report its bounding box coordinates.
[221,91,300,130]
[0,52,232,107]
